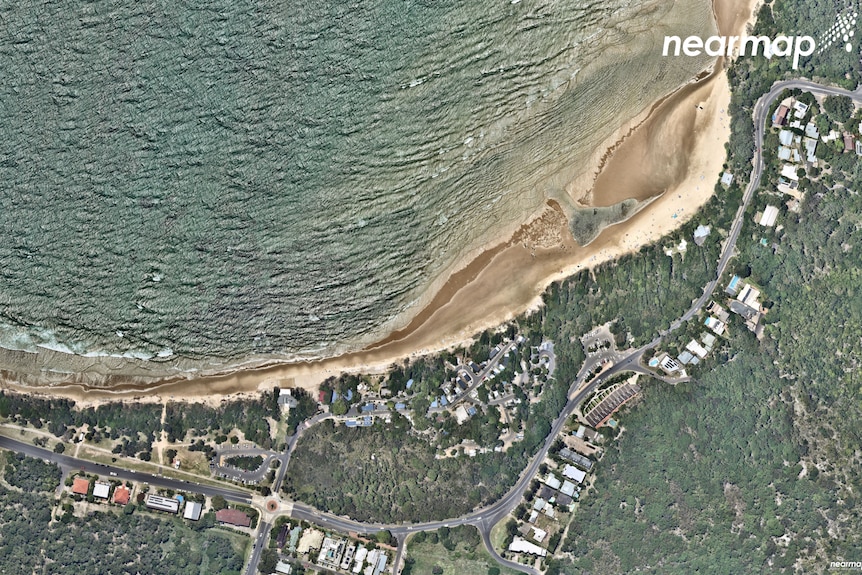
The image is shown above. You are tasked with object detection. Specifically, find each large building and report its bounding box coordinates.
[509,537,547,557]
[184,501,203,521]
[145,494,179,514]
[216,508,251,528]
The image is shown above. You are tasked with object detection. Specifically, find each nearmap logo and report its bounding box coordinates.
[663,9,859,69]
[662,34,815,69]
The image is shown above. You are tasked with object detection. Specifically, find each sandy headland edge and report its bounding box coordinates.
[1,0,761,404]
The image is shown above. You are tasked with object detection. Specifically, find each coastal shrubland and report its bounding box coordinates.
[0,456,247,575]
[164,389,280,448]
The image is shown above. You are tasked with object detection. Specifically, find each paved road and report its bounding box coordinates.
[274,412,331,493]
[244,520,271,575]
[15,77,862,575]
[0,435,252,504]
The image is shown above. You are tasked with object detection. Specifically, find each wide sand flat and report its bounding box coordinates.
[3,0,760,403]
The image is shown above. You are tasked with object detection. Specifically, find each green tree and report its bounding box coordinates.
[823,95,854,124]
[258,549,278,573]
[331,399,348,416]
[212,495,227,511]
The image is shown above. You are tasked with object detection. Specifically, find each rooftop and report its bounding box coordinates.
[216,508,251,528]
[93,482,110,499]
[71,477,89,496]
[113,485,130,505]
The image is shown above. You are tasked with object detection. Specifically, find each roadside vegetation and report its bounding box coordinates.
[403,526,521,575]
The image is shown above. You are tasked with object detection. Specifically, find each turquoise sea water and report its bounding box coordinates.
[0,0,712,364]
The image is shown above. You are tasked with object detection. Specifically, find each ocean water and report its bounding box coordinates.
[0,0,713,367]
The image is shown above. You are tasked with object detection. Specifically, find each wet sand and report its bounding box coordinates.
[2,0,759,403]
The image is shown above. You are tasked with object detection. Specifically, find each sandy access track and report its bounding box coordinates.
[1,0,762,403]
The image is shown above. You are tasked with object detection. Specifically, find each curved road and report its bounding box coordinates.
[5,79,862,575]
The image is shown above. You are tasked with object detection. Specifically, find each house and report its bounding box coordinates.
[805,122,819,139]
[658,354,681,374]
[693,224,711,246]
[704,316,726,335]
[720,171,734,185]
[702,332,717,348]
[373,552,388,575]
[805,137,818,164]
[317,537,345,568]
[93,482,111,499]
[509,537,547,557]
[737,283,761,308]
[772,104,789,126]
[289,526,302,553]
[278,389,299,410]
[559,447,594,471]
[759,205,779,227]
[777,147,792,161]
[780,164,799,181]
[562,464,587,483]
[544,473,562,491]
[686,340,708,359]
[845,133,856,153]
[729,300,759,321]
[184,501,202,521]
[71,477,90,496]
[352,546,368,574]
[275,561,293,575]
[678,351,695,365]
[708,302,730,323]
[531,526,548,543]
[579,425,599,442]
[856,140,862,156]
[537,485,554,501]
[560,480,577,497]
[339,546,357,573]
[145,494,179,514]
[113,485,130,505]
[793,100,809,118]
[216,508,251,528]
[778,129,794,146]
[532,497,546,512]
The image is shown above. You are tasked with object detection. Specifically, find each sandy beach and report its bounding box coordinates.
[1,0,761,404]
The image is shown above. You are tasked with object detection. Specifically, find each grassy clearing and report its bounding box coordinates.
[405,526,519,575]
[489,519,511,555]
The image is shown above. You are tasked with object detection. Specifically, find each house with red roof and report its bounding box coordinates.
[71,477,90,496]
[113,485,131,505]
